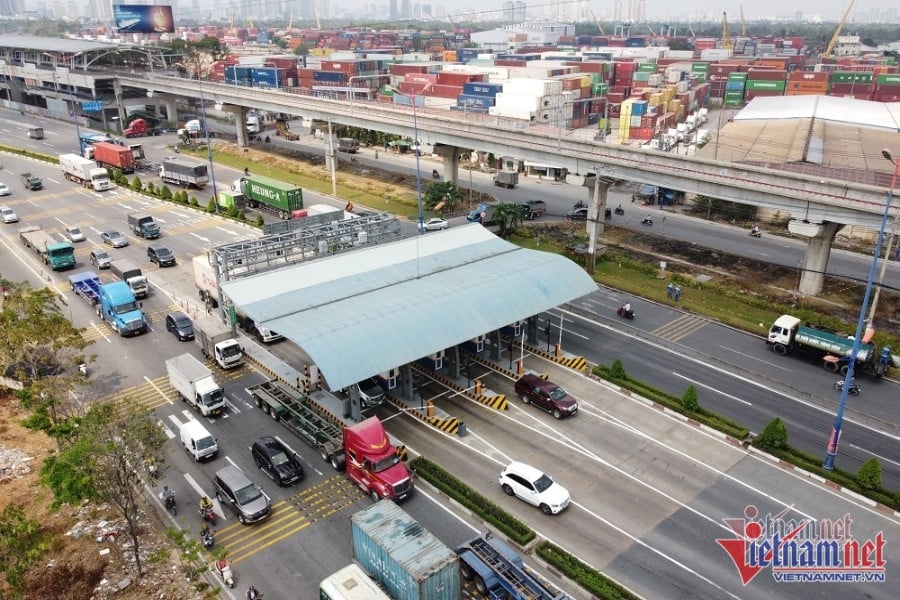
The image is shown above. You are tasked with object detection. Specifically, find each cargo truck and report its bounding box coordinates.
[122,118,161,137]
[19,172,43,190]
[127,213,161,239]
[68,271,102,306]
[492,170,519,189]
[59,154,111,191]
[91,142,136,174]
[165,353,226,417]
[247,381,414,502]
[319,565,390,600]
[193,314,243,369]
[337,138,360,153]
[767,314,892,378]
[110,259,149,299]
[97,281,148,337]
[351,501,459,600]
[232,174,303,219]
[19,225,76,270]
[159,158,209,188]
[466,203,499,226]
[457,532,567,600]
[521,200,546,220]
[192,254,220,308]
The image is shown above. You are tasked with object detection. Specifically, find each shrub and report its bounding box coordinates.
[145,182,155,195]
[609,359,626,380]
[857,457,882,490]
[754,418,787,451]
[188,196,199,207]
[130,176,142,191]
[255,214,265,227]
[682,385,699,411]
[206,197,217,213]
[159,185,172,200]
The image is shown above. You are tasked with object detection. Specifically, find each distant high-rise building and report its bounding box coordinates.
[389,0,398,19]
[613,0,623,23]
[514,1,526,23]
[401,0,410,19]
[503,1,514,22]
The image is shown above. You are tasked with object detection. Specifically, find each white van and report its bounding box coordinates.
[180,420,218,462]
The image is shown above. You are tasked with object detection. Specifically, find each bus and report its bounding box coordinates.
[319,564,391,600]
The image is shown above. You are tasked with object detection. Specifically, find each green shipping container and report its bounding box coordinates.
[241,175,303,218]
[592,82,609,95]
[638,62,658,72]
[692,63,711,72]
[745,80,786,91]
[632,72,651,82]
[692,73,708,83]
[830,71,873,83]
[727,73,748,81]
[876,74,900,86]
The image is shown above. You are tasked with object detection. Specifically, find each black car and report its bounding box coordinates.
[148,244,176,267]
[251,436,304,486]
[165,311,194,341]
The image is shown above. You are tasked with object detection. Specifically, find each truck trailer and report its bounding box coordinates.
[165,353,226,417]
[193,314,243,369]
[97,281,148,337]
[127,213,161,239]
[232,174,303,219]
[192,254,220,308]
[767,314,892,378]
[109,259,149,299]
[492,170,519,189]
[68,271,102,306]
[159,158,209,188]
[19,225,76,270]
[91,142,136,174]
[59,154,111,191]
[457,533,567,600]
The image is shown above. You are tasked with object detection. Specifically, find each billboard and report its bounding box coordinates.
[113,5,175,34]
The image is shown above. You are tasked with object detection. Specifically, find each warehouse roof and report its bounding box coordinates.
[222,224,596,391]
[698,95,900,189]
[0,35,121,54]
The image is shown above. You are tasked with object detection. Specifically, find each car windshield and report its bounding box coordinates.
[175,317,191,328]
[533,474,554,493]
[115,301,138,314]
[197,436,216,450]
[96,252,109,260]
[235,484,262,505]
[69,228,82,235]
[108,231,121,238]
[548,386,568,401]
[203,389,224,406]
[371,455,400,473]
[158,249,172,257]
[270,451,290,467]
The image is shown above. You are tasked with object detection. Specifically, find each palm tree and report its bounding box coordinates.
[493,202,523,239]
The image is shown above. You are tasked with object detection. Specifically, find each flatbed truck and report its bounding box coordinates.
[68,271,102,306]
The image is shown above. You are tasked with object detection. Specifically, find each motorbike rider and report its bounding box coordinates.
[622,302,632,315]
[432,169,439,178]
[160,485,175,506]
[199,495,213,513]
[750,224,760,236]
[246,585,260,599]
[216,558,230,573]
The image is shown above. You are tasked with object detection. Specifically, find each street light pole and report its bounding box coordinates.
[197,77,219,214]
[823,148,899,471]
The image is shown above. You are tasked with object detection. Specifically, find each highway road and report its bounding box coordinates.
[2,111,899,599]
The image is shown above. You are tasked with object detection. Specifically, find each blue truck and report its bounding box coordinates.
[457,533,567,600]
[68,271,102,306]
[97,281,148,337]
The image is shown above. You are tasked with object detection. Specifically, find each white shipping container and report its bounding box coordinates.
[488,106,535,120]
[648,74,663,86]
[503,78,562,96]
[665,50,696,59]
[494,92,541,111]
[700,49,734,61]
[476,53,496,60]
[238,55,267,65]
[630,116,642,127]
[676,80,689,93]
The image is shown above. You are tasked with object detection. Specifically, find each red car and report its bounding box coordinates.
[514,374,578,419]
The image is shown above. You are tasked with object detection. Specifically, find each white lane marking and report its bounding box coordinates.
[717,344,793,372]
[672,372,753,406]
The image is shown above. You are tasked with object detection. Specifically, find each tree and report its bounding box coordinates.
[0,504,50,593]
[493,202,523,239]
[681,385,699,411]
[167,37,229,79]
[424,181,461,213]
[45,402,167,578]
[754,417,788,451]
[857,457,883,490]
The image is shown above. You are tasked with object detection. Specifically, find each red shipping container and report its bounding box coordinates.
[390,64,428,75]
[788,72,828,83]
[629,127,654,140]
[614,61,636,73]
[495,59,527,67]
[747,69,787,81]
[610,85,631,95]
[744,90,785,101]
[830,83,874,94]
[872,92,900,102]
[608,103,621,117]
[786,82,828,92]
[398,82,429,95]
[429,84,463,99]
[298,68,317,79]
[640,115,657,128]
[607,92,626,103]
[436,72,480,85]
[405,73,437,85]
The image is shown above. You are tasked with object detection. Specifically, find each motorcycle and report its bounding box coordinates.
[616,306,635,320]
[200,506,216,526]
[573,200,586,210]
[213,560,235,588]
[431,169,440,179]
[78,362,88,377]
[614,206,625,215]
[749,228,762,238]
[641,217,653,226]
[246,585,263,600]
[833,380,860,396]
[201,526,215,550]
[162,491,176,516]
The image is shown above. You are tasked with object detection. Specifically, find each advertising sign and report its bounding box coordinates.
[113,5,175,34]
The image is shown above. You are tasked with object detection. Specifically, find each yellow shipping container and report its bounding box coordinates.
[580,74,592,88]
[648,93,664,106]
[442,50,457,62]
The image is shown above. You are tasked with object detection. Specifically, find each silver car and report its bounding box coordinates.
[90,249,112,269]
[64,226,85,242]
[101,230,128,248]
[0,206,17,223]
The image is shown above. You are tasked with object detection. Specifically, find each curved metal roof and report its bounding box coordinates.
[0,35,122,54]
[222,224,596,391]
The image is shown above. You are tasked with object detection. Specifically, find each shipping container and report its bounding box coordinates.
[462,81,504,97]
[745,80,786,91]
[351,501,459,600]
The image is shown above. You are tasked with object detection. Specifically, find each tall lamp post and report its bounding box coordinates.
[196,76,219,214]
[823,148,899,471]
[388,85,431,235]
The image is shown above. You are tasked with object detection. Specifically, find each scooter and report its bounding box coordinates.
[641,217,653,226]
[833,380,860,396]
[431,169,440,179]
[201,526,215,550]
[213,560,235,588]
[199,506,216,526]
[162,492,176,516]
[614,206,625,215]
[616,306,635,320]
[749,228,762,238]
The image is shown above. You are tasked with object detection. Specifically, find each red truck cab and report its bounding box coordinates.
[343,417,414,502]
[123,118,154,137]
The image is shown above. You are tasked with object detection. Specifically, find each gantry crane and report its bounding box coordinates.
[721,12,733,50]
[740,5,747,37]
[590,10,605,36]
[823,0,857,58]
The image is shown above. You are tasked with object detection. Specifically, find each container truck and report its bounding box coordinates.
[351,501,459,600]
[165,353,226,417]
[193,314,243,369]
[59,154,111,191]
[68,271,102,306]
[109,260,149,299]
[127,213,161,239]
[492,170,519,189]
[97,281,148,337]
[19,172,43,190]
[232,174,303,219]
[457,532,567,600]
[158,158,209,188]
[91,142,136,174]
[192,254,219,308]
[19,225,76,270]
[767,314,892,378]
[247,381,414,502]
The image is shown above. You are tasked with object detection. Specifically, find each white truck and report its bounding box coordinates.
[165,354,226,417]
[59,153,110,191]
[194,314,244,369]
[110,259,149,299]
[192,254,281,343]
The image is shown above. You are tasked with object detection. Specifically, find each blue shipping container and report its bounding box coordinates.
[725,81,746,91]
[462,82,503,97]
[313,70,347,82]
[449,105,488,114]
[456,94,495,109]
[351,501,459,600]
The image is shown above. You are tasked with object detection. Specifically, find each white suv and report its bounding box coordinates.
[498,461,570,515]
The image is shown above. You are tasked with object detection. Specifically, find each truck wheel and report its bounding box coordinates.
[459,562,474,580]
[772,344,787,356]
[474,575,488,595]
[279,211,287,220]
[839,365,849,376]
[824,361,839,373]
[370,490,381,503]
[330,455,344,471]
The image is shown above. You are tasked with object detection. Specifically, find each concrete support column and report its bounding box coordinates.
[582,174,612,275]
[433,144,461,186]
[162,98,177,123]
[449,346,460,379]
[218,104,249,146]
[489,330,501,361]
[399,364,414,403]
[526,315,538,345]
[789,220,843,296]
[113,79,128,125]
